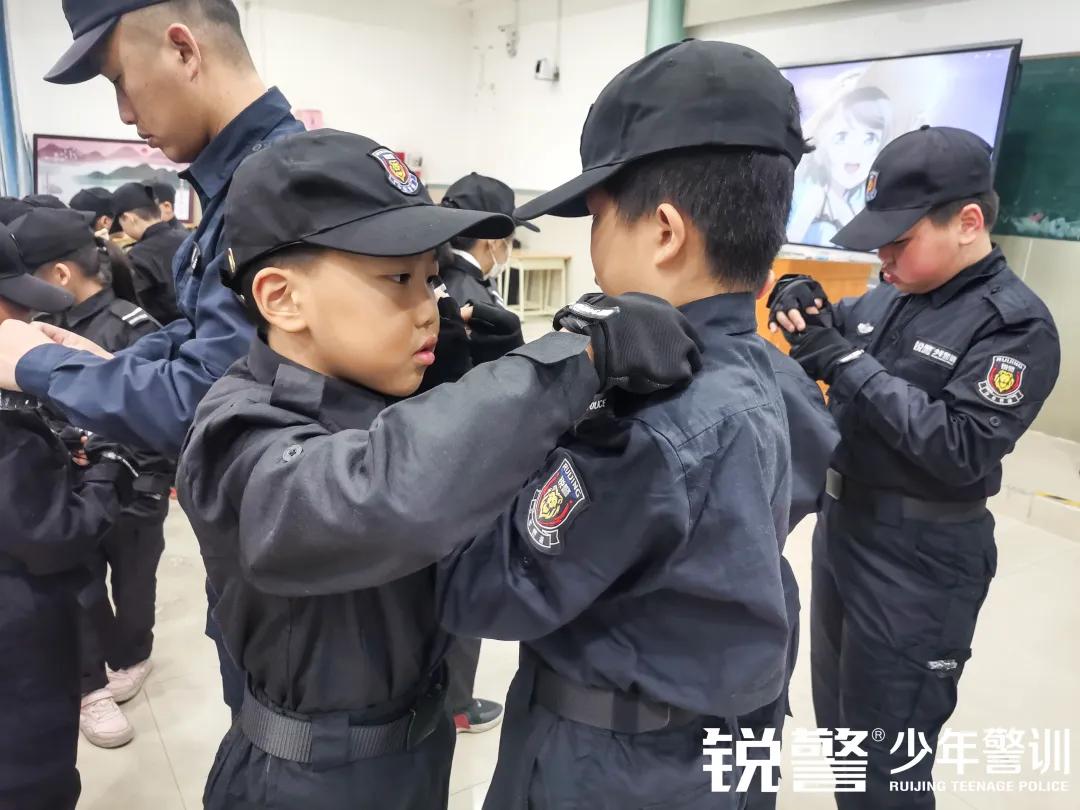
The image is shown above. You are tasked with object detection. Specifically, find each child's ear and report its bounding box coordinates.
[251,267,306,333]
[654,202,687,269]
[956,202,986,245]
[52,262,72,287]
[756,269,776,301]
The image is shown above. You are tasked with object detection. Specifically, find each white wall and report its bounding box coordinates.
[458,0,648,298]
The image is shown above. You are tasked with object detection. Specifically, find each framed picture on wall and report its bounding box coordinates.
[32,134,196,223]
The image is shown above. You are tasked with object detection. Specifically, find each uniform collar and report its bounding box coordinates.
[927,246,1006,308]
[247,335,386,430]
[64,287,114,329]
[678,292,758,348]
[140,221,172,242]
[448,249,486,282]
[180,87,296,207]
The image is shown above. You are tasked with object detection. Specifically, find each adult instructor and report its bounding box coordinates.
[0,0,303,713]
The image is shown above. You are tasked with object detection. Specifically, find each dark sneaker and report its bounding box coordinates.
[453,698,504,734]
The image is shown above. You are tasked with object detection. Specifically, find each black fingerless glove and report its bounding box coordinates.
[553,292,703,394]
[418,297,473,393]
[84,435,139,506]
[788,325,862,384]
[767,274,834,331]
[467,300,524,365]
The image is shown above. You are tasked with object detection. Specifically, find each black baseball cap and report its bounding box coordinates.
[46,0,170,85]
[222,129,515,291]
[71,187,115,221]
[0,223,75,314]
[152,182,176,204]
[10,209,99,269]
[442,173,539,232]
[833,126,994,252]
[0,197,32,225]
[24,194,68,210]
[516,39,808,220]
[112,182,157,219]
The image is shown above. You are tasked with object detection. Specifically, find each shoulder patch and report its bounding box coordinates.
[527,455,590,556]
[977,355,1026,407]
[109,300,158,329]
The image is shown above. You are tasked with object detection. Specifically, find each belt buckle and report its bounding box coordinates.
[406,684,444,749]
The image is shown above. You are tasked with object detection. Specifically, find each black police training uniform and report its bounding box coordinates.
[0,392,128,810]
[127,220,186,325]
[810,247,1060,809]
[177,330,599,809]
[440,249,510,310]
[437,294,792,810]
[37,289,175,696]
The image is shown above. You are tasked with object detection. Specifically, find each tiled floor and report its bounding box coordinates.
[74,336,1079,809]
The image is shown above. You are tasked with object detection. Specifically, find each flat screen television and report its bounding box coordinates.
[781,41,1021,250]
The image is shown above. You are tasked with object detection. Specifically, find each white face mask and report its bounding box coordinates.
[487,239,512,279]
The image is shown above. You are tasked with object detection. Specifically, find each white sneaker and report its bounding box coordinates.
[107,658,153,704]
[80,689,134,748]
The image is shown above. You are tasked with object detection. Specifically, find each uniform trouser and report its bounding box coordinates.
[0,571,82,810]
[79,511,167,694]
[202,711,456,809]
[810,496,997,810]
[484,658,747,810]
[446,635,482,712]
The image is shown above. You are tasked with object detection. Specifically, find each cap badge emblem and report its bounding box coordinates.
[370,148,420,196]
[865,171,879,202]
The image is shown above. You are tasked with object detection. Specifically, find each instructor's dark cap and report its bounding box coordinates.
[222,129,515,291]
[112,183,158,219]
[442,173,539,232]
[0,223,75,314]
[0,198,32,225]
[10,209,99,269]
[833,126,994,252]
[46,0,170,85]
[516,39,809,220]
[71,187,115,221]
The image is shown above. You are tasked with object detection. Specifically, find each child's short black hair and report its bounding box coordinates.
[449,236,478,252]
[39,243,105,282]
[926,190,1000,231]
[603,146,797,292]
[129,205,163,223]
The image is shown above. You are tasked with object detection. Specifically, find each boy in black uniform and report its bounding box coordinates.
[152,182,186,231]
[436,40,810,809]
[70,187,115,235]
[439,173,531,305]
[0,223,135,810]
[769,126,1061,809]
[176,128,701,809]
[112,181,186,324]
[14,208,174,749]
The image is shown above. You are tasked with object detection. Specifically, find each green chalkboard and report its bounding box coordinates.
[995,55,1080,241]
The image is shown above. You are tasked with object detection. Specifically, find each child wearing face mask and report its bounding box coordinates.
[439,173,537,312]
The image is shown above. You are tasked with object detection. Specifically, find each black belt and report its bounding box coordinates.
[240,679,445,767]
[532,666,699,735]
[826,468,987,524]
[133,473,172,495]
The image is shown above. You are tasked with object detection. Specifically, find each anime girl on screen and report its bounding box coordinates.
[788,70,894,246]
